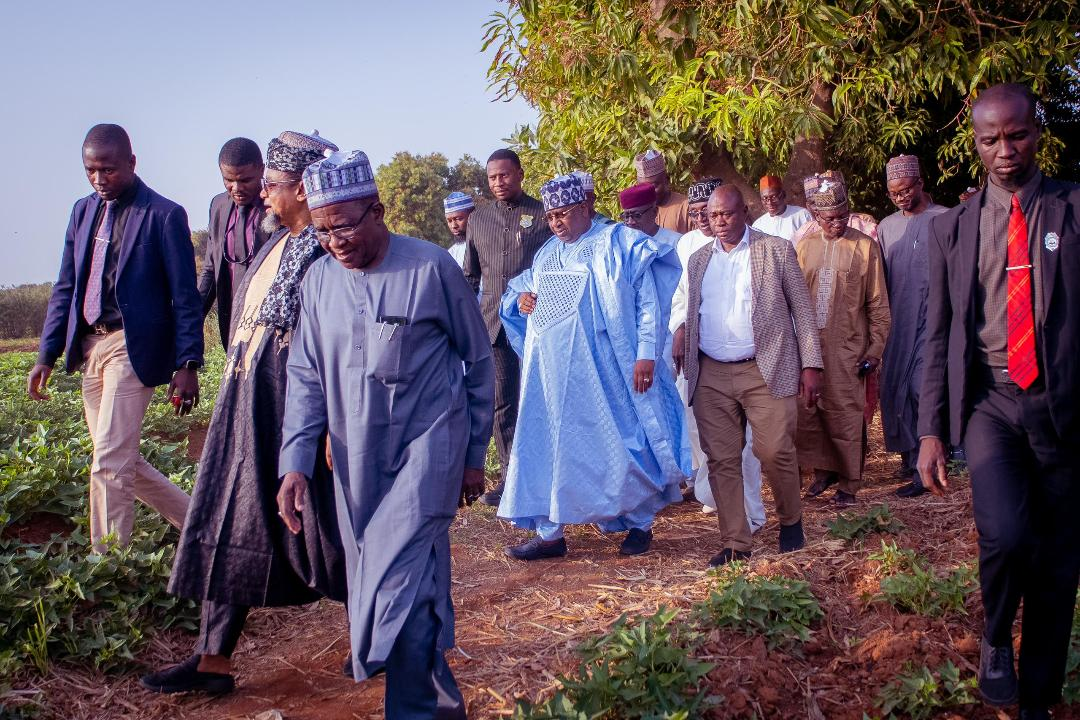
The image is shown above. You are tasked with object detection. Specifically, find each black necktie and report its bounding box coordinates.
[229,205,250,291]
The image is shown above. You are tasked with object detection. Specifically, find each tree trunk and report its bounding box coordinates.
[694,143,764,217]
[785,80,834,206]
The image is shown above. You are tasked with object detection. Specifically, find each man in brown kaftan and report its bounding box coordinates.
[796,173,891,505]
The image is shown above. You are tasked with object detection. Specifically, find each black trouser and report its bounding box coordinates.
[195,600,249,658]
[963,377,1080,707]
[490,333,521,486]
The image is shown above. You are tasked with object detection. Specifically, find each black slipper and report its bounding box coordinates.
[140,655,235,694]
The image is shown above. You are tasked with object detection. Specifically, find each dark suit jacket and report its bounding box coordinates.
[683,228,822,401]
[37,178,204,387]
[198,192,270,346]
[918,177,1080,445]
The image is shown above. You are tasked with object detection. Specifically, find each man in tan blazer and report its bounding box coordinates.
[673,185,823,566]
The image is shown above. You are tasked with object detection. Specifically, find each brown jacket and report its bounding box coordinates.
[683,227,822,400]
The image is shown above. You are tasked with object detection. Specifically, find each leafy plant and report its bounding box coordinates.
[1064,598,1080,705]
[693,563,822,648]
[873,661,978,720]
[868,541,976,617]
[513,607,719,720]
[827,504,905,542]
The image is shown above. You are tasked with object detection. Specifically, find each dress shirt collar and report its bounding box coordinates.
[712,224,750,253]
[985,170,1042,210]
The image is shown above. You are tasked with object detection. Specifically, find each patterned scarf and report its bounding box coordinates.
[255,226,323,334]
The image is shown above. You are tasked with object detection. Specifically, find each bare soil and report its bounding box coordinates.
[18,419,1080,719]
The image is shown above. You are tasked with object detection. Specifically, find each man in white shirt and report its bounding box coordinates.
[751,175,812,242]
[669,179,765,533]
[673,185,823,566]
[444,191,474,268]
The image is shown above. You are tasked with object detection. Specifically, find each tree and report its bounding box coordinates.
[482,0,1079,218]
[375,153,493,247]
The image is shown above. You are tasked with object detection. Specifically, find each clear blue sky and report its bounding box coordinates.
[1,0,536,286]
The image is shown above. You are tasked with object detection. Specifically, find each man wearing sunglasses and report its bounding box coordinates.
[498,173,689,560]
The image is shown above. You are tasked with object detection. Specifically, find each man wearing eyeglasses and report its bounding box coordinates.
[276,149,493,718]
[796,173,891,507]
[751,175,812,243]
[877,155,947,499]
[498,173,689,560]
[198,138,273,348]
[143,130,348,696]
[618,182,681,248]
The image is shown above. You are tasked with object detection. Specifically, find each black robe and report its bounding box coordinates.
[169,233,347,607]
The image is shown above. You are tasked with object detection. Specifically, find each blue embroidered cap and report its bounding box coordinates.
[302,149,378,211]
[443,191,475,215]
[540,174,586,212]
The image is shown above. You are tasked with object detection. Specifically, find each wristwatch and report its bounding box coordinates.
[180,360,201,371]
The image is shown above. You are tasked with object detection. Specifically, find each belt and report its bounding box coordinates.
[702,353,755,364]
[979,365,1015,386]
[91,322,123,336]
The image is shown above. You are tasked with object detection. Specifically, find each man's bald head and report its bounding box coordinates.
[973,83,1038,125]
[83,123,132,157]
[706,185,749,245]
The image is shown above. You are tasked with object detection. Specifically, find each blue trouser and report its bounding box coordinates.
[384,550,466,719]
[535,505,655,541]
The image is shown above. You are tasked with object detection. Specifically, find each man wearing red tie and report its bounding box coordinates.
[917,84,1080,720]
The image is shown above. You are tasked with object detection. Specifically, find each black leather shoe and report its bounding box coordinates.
[978,637,1019,707]
[833,490,858,507]
[895,480,927,498]
[708,548,751,567]
[806,472,838,498]
[619,528,653,556]
[140,655,235,695]
[1019,708,1052,720]
[506,536,567,561]
[478,480,505,507]
[779,520,805,552]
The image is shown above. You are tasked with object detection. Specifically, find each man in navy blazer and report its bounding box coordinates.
[27,124,202,553]
[917,85,1080,719]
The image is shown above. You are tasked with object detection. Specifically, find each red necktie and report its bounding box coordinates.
[83,200,117,326]
[1006,194,1038,389]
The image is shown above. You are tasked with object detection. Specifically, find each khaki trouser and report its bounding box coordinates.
[693,355,801,552]
[81,332,190,553]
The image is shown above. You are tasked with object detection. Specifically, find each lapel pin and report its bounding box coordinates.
[1044,232,1059,252]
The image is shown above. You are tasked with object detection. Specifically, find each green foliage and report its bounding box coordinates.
[512,608,719,720]
[375,152,492,247]
[827,504,905,542]
[0,348,225,676]
[483,0,1079,217]
[1064,597,1080,705]
[693,563,822,647]
[868,541,976,617]
[0,285,51,341]
[871,661,978,720]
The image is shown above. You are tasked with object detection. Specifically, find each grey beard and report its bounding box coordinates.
[260,211,281,235]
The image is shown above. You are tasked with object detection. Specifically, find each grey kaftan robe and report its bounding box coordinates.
[878,204,947,454]
[279,234,494,680]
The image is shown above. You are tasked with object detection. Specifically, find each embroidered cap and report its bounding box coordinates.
[540,174,586,212]
[688,177,723,204]
[266,130,338,173]
[885,154,921,182]
[634,149,667,179]
[570,170,595,192]
[443,191,475,215]
[302,149,378,211]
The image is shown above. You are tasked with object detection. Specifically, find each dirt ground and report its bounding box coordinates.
[18,418,1080,720]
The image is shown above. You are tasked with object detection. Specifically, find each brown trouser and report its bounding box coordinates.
[82,332,190,553]
[693,355,801,552]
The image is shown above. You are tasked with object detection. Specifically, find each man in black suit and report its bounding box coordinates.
[918,84,1080,720]
[463,149,550,505]
[198,138,272,347]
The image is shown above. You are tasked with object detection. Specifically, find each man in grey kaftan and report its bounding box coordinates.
[277,150,494,719]
[877,155,947,498]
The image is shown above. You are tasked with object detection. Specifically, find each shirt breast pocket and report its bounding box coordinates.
[366,322,410,383]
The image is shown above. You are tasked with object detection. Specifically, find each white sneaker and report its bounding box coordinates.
[701,505,716,514]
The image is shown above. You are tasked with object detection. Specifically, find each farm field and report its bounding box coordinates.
[0,348,1077,720]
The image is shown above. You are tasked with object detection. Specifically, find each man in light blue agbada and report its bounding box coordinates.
[498,173,690,560]
[276,149,494,719]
